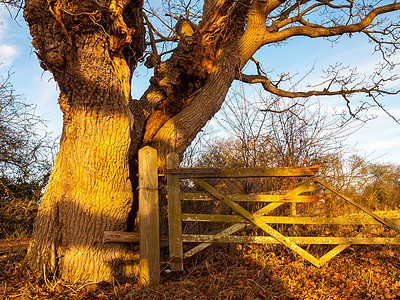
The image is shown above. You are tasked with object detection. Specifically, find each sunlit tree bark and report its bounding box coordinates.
[24,0,146,282]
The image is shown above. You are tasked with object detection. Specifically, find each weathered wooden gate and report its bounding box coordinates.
[165,152,400,272]
[103,147,400,285]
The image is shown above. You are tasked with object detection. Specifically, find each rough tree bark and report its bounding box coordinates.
[24,0,146,282]
[23,0,400,283]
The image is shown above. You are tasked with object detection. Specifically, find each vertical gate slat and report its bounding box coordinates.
[167,153,183,271]
[139,146,160,285]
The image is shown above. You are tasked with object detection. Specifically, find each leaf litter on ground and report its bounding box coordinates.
[1,245,400,299]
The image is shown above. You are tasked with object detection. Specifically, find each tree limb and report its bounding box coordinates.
[237,72,399,98]
[236,71,400,123]
[263,2,400,44]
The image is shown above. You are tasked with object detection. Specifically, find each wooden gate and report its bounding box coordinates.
[103,147,400,285]
[166,152,400,272]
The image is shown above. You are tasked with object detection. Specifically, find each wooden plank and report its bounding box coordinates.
[255,180,317,216]
[166,166,320,178]
[183,223,251,258]
[182,234,400,245]
[165,168,222,175]
[167,153,184,272]
[181,214,400,225]
[319,245,349,265]
[183,180,317,257]
[182,214,247,223]
[103,231,140,243]
[291,201,298,237]
[291,203,297,215]
[193,179,322,267]
[139,146,160,286]
[103,231,168,243]
[315,179,400,234]
[181,192,327,203]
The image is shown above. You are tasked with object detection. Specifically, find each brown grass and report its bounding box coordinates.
[1,244,400,300]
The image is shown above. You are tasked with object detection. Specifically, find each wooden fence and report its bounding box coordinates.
[104,146,400,285]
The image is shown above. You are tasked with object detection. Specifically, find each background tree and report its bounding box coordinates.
[0,73,54,239]
[188,92,356,194]
[0,74,53,180]
[344,156,400,211]
[215,93,355,167]
[19,0,400,282]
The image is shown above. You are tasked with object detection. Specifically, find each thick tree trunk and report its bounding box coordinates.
[26,57,140,281]
[24,0,145,282]
[28,103,138,282]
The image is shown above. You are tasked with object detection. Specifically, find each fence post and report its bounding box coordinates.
[139,146,160,285]
[167,152,183,271]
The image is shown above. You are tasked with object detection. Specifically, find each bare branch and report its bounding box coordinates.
[236,70,400,123]
[260,103,311,125]
[263,2,400,44]
[143,13,159,58]
[236,72,398,98]
[143,7,176,36]
[370,94,400,125]
[0,0,23,9]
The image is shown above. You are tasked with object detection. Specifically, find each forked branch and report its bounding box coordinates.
[236,72,400,123]
[264,2,400,44]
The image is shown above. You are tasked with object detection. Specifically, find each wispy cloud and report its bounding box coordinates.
[0,44,18,67]
[0,13,20,69]
[362,136,400,152]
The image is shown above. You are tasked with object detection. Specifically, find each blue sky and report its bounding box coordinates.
[0,8,61,136]
[1,5,399,164]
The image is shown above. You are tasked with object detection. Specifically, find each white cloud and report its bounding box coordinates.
[361,137,400,152]
[0,44,18,67]
[0,13,20,68]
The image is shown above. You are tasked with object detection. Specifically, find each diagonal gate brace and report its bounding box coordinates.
[315,179,400,235]
[193,179,322,267]
[183,180,316,259]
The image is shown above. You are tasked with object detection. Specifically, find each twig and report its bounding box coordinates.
[75,281,100,292]
[147,288,167,299]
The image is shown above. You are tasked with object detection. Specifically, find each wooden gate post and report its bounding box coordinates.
[167,153,183,271]
[139,146,160,285]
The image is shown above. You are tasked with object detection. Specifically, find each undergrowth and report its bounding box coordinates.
[1,245,400,299]
[0,177,41,240]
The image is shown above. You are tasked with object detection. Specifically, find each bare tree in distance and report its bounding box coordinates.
[195,91,359,167]
[330,155,400,210]
[181,90,360,202]
[7,0,399,282]
[0,71,55,242]
[0,73,54,181]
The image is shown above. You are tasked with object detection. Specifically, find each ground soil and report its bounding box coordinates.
[1,244,400,299]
